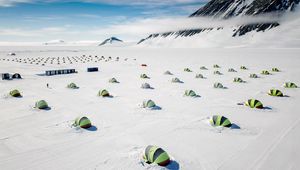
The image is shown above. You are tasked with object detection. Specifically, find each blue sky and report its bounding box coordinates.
[0,0,208,42]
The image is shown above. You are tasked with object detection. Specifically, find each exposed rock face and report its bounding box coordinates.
[138,0,299,44]
[99,37,123,46]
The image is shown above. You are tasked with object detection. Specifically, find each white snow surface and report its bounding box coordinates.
[0,46,300,170]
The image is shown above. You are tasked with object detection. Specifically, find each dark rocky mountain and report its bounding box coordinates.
[99,37,123,46]
[138,0,299,44]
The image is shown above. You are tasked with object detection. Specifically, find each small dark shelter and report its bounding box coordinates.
[12,73,22,79]
[1,73,11,80]
[87,67,98,72]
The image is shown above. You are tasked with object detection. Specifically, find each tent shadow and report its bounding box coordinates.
[86,126,98,131]
[150,106,162,110]
[263,106,272,110]
[42,107,52,111]
[166,160,180,170]
[230,123,241,129]
[283,95,290,98]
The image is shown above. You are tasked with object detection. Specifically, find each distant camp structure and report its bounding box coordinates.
[164,71,173,75]
[284,82,297,88]
[210,115,232,128]
[240,66,247,70]
[2,73,22,80]
[228,68,237,72]
[171,77,182,83]
[268,89,283,97]
[233,77,244,83]
[143,100,156,109]
[9,89,21,97]
[74,116,92,129]
[213,64,220,68]
[200,66,208,70]
[244,99,263,109]
[184,90,198,97]
[141,83,152,89]
[214,82,225,89]
[98,89,110,97]
[272,68,280,72]
[140,74,150,79]
[67,83,79,89]
[250,74,259,78]
[35,100,49,110]
[261,70,270,75]
[45,69,76,76]
[143,145,170,166]
[109,78,119,83]
[184,68,192,72]
[214,71,222,75]
[195,74,204,79]
[87,67,99,72]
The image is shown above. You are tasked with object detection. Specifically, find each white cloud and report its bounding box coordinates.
[0,0,207,7]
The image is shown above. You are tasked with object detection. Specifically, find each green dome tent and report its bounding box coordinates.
[200,66,208,70]
[261,70,270,75]
[284,82,297,88]
[209,115,232,128]
[272,68,280,72]
[214,82,224,89]
[213,64,220,68]
[67,83,79,89]
[9,89,21,97]
[140,74,149,79]
[74,116,92,129]
[143,100,156,108]
[214,71,222,75]
[109,78,119,83]
[184,90,197,97]
[35,100,48,109]
[268,89,283,97]
[164,71,173,75]
[195,74,204,79]
[250,74,259,78]
[184,68,192,72]
[233,77,244,83]
[240,66,247,70]
[143,145,170,166]
[171,77,182,83]
[98,89,110,97]
[244,99,263,109]
[228,68,237,72]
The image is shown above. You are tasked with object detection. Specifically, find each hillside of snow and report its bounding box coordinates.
[0,46,299,169]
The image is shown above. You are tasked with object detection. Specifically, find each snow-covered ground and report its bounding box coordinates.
[0,46,300,170]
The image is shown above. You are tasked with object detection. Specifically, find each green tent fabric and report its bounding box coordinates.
[284,82,297,88]
[185,90,197,97]
[228,68,237,72]
[143,145,170,166]
[184,68,192,72]
[213,64,220,68]
[140,74,149,79]
[164,71,173,75]
[240,66,247,70]
[233,77,244,83]
[195,74,204,79]
[268,89,283,97]
[200,66,208,70]
[214,82,224,89]
[209,115,232,128]
[35,100,48,109]
[67,83,79,89]
[74,116,92,129]
[261,70,270,75]
[98,89,110,97]
[214,71,222,75]
[109,78,119,83]
[143,100,156,108]
[9,89,21,97]
[272,68,280,72]
[250,74,258,78]
[171,77,181,83]
[244,99,263,109]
